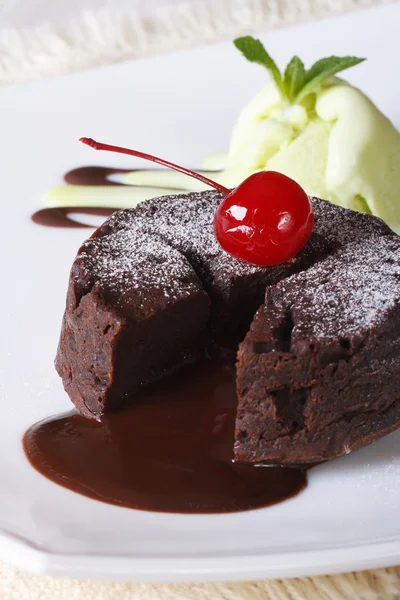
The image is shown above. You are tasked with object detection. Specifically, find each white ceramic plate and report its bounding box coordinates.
[2,2,400,582]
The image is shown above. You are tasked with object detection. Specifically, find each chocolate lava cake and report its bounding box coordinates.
[56,189,400,463]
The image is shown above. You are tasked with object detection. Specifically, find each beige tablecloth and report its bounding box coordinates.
[2,0,400,597]
[0,0,396,82]
[1,563,400,599]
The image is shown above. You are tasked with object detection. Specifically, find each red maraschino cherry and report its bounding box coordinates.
[79,138,314,267]
[214,171,314,266]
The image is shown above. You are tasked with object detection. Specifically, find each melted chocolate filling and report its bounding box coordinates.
[24,359,307,514]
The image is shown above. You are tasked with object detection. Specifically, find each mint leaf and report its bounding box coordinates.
[234,38,366,106]
[295,56,365,102]
[234,36,285,99]
[283,56,306,103]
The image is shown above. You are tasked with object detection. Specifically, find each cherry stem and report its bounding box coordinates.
[79,138,231,195]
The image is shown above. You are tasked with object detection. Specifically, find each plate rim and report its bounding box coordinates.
[2,527,400,581]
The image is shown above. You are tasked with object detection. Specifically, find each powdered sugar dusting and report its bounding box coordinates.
[311,197,391,246]
[98,190,263,277]
[277,235,400,338]
[96,190,392,280]
[73,188,397,330]
[75,226,203,317]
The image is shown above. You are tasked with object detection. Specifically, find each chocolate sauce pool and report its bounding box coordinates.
[24,359,307,514]
[31,166,131,228]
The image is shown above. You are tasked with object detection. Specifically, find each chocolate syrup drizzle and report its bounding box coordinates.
[31,166,130,228]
